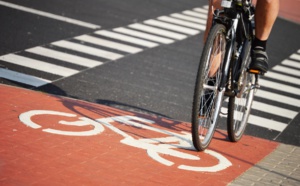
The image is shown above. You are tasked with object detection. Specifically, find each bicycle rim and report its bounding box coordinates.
[192,24,227,151]
[227,72,255,142]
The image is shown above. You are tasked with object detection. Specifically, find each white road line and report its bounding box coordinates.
[272,65,300,77]
[251,101,298,119]
[193,7,209,14]
[182,10,208,19]
[26,46,102,67]
[144,19,200,35]
[0,54,78,77]
[259,79,300,96]
[75,35,143,54]
[157,16,206,30]
[94,30,159,48]
[51,40,123,60]
[113,27,174,44]
[290,53,300,61]
[0,0,100,29]
[170,13,207,24]
[221,107,287,132]
[128,23,187,40]
[248,115,287,132]
[0,68,51,87]
[282,59,300,69]
[255,89,300,107]
[265,71,300,86]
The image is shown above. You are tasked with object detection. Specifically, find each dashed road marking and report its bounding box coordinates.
[0,0,101,29]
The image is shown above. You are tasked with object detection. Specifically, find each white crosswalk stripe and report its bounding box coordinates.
[75,35,143,54]
[113,27,174,44]
[143,19,200,35]
[0,54,79,76]
[51,40,124,60]
[128,23,187,40]
[26,46,102,67]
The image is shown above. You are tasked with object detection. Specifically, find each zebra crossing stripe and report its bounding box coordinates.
[170,13,207,24]
[282,59,300,69]
[182,10,208,19]
[113,27,175,44]
[0,68,51,87]
[259,79,300,96]
[128,23,187,40]
[272,65,300,77]
[251,101,298,119]
[144,19,200,35]
[51,40,123,60]
[255,89,300,107]
[26,46,102,67]
[0,54,78,76]
[75,35,143,54]
[95,30,159,48]
[220,107,288,132]
[193,7,210,14]
[290,53,300,61]
[157,16,206,30]
[265,71,300,86]
[248,115,288,132]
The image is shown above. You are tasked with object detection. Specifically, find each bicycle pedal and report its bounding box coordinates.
[248,69,265,76]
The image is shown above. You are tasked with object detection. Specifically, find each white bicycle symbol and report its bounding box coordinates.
[19,110,232,172]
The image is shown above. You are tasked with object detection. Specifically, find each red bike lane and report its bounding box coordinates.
[0,84,278,185]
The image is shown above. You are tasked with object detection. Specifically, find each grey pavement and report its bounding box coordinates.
[228,143,300,186]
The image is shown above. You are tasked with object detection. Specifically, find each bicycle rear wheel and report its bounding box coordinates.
[192,24,227,151]
[227,42,255,142]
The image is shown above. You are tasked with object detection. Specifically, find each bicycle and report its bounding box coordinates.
[192,0,261,151]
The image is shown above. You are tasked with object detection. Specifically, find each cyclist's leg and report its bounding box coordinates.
[204,0,222,77]
[204,0,222,43]
[250,0,279,73]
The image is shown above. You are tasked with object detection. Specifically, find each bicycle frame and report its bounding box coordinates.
[212,0,255,95]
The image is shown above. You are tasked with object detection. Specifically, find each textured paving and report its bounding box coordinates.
[228,144,300,186]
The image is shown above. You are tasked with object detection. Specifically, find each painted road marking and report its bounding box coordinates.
[272,65,300,77]
[19,109,232,172]
[182,10,208,19]
[265,71,300,86]
[0,84,279,185]
[282,59,300,68]
[0,54,79,76]
[0,68,50,86]
[1,6,207,86]
[75,35,143,53]
[259,79,300,96]
[128,23,188,40]
[0,0,100,29]
[26,46,103,67]
[51,40,124,60]
[157,16,206,30]
[171,13,207,24]
[95,30,159,48]
[251,101,298,119]
[113,27,175,44]
[255,89,300,107]
[143,19,200,35]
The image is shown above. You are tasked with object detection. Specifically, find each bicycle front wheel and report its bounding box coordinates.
[227,40,255,142]
[192,24,227,151]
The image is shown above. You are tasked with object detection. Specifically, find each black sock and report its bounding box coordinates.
[253,37,267,51]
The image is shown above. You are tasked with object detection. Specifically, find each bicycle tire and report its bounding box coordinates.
[192,24,227,151]
[227,41,255,142]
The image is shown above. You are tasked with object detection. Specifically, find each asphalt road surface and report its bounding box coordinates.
[0,0,299,146]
